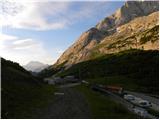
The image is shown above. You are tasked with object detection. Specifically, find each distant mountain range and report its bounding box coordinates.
[23,61,49,72]
[54,1,159,68]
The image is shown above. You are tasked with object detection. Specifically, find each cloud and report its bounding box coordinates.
[0,0,70,30]
[0,33,55,65]
[12,39,38,50]
[0,33,18,41]
[1,0,109,31]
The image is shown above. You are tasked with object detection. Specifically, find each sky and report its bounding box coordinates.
[0,0,124,65]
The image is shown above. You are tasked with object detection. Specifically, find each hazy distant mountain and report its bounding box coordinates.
[24,61,49,72]
[54,1,159,68]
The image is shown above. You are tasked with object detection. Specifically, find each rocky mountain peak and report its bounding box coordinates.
[96,1,158,32]
[54,1,159,68]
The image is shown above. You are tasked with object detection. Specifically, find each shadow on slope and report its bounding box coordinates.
[57,49,159,94]
[1,58,55,118]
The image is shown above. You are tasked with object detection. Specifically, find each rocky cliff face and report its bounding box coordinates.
[96,1,158,32]
[55,27,104,67]
[54,1,159,68]
[92,12,159,57]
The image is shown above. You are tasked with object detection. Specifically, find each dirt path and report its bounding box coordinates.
[33,87,91,119]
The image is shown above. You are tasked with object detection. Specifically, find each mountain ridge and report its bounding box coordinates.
[96,1,158,31]
[54,1,159,68]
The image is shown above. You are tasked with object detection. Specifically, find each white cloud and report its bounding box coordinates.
[1,0,109,31]
[0,0,70,30]
[12,39,38,50]
[0,33,55,65]
[0,33,18,41]
[13,39,34,45]
[0,1,112,65]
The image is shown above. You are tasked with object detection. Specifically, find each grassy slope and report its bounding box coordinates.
[38,66,58,78]
[74,85,139,119]
[57,49,159,94]
[1,58,55,118]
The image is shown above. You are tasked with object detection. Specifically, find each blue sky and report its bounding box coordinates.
[0,0,124,65]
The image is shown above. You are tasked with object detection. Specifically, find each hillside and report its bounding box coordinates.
[90,14,159,59]
[1,58,55,118]
[54,1,158,68]
[41,1,159,94]
[57,49,159,94]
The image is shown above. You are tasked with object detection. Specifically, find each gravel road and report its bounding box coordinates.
[33,87,91,119]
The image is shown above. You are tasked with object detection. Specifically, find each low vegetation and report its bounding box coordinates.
[147,108,159,118]
[38,66,59,78]
[90,25,159,60]
[38,62,67,78]
[1,58,55,118]
[57,49,159,94]
[86,76,147,92]
[140,25,159,44]
[74,85,139,118]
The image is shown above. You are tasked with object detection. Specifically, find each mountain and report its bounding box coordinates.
[90,12,158,59]
[54,1,159,68]
[23,61,49,72]
[96,1,158,32]
[1,58,54,118]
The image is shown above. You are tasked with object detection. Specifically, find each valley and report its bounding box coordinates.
[1,0,159,119]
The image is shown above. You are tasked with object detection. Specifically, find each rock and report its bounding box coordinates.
[54,1,159,68]
[96,1,158,31]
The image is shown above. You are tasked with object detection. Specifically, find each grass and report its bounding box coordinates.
[86,76,140,91]
[74,84,139,119]
[1,58,56,118]
[2,83,56,119]
[85,75,158,94]
[38,66,59,78]
[57,49,159,94]
[147,108,159,118]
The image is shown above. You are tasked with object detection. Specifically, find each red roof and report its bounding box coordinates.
[106,85,123,90]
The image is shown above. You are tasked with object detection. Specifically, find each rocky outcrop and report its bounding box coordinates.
[54,1,159,68]
[95,11,159,55]
[96,1,158,32]
[55,27,104,67]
